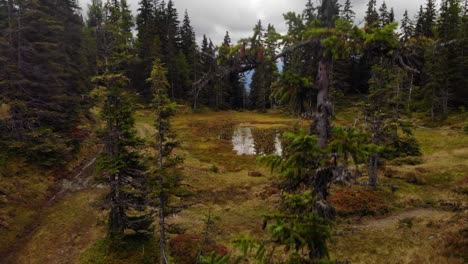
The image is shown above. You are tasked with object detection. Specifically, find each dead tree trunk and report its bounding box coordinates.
[314,56,333,149]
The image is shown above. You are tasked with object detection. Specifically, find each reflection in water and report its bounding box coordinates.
[232,126,283,156]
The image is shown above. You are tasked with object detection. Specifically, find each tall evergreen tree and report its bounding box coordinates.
[423,0,438,37]
[147,59,182,264]
[414,5,425,37]
[341,0,355,24]
[220,31,244,109]
[91,0,152,238]
[303,0,317,25]
[365,0,380,28]
[401,9,414,41]
[160,0,180,99]
[179,10,198,86]
[134,0,158,99]
[379,1,390,27]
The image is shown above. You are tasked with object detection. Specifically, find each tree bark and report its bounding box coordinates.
[157,99,167,264]
[314,56,333,149]
[368,153,379,187]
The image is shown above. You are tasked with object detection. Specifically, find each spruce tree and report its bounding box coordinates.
[160,0,180,99]
[97,73,150,238]
[379,1,390,27]
[341,0,355,24]
[303,0,316,25]
[179,10,198,90]
[365,0,380,28]
[147,59,182,264]
[220,31,244,109]
[423,0,438,37]
[401,9,414,41]
[91,0,152,238]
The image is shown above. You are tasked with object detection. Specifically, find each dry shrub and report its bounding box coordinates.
[169,234,228,264]
[402,171,427,185]
[442,228,468,261]
[453,176,468,195]
[248,170,263,177]
[330,187,392,216]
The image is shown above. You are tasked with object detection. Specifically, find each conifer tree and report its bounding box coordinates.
[90,0,152,239]
[134,0,158,99]
[414,5,425,37]
[179,10,197,69]
[97,73,150,238]
[220,31,245,109]
[423,0,437,37]
[401,9,414,41]
[365,0,380,28]
[147,59,182,264]
[178,10,198,97]
[303,0,317,25]
[379,1,390,27]
[341,0,355,24]
[160,0,180,99]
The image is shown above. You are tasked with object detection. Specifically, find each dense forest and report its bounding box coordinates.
[0,0,467,263]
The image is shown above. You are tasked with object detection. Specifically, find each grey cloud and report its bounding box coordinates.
[79,0,433,46]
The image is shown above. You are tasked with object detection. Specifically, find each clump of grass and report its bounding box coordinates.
[210,164,220,173]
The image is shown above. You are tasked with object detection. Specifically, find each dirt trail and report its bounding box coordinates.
[360,208,454,229]
[4,154,103,264]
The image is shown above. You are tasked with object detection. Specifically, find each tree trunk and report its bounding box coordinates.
[107,98,124,237]
[157,110,167,264]
[109,173,124,237]
[368,153,379,187]
[407,73,413,112]
[368,116,381,187]
[314,57,333,149]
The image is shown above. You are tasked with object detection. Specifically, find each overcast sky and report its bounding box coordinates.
[78,0,431,45]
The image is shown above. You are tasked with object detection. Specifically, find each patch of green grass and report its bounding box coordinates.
[331,211,464,264]
[81,234,159,264]
[415,128,468,155]
[0,160,53,256]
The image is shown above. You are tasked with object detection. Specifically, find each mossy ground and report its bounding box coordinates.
[4,108,467,263]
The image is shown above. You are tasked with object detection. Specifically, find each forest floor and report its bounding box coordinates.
[1,108,467,263]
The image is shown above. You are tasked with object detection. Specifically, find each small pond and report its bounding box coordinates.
[231,125,284,156]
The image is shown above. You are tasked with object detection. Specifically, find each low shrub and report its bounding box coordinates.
[330,187,392,216]
[442,228,468,261]
[169,234,228,264]
[210,165,219,173]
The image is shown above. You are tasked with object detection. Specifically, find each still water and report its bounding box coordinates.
[231,126,283,156]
